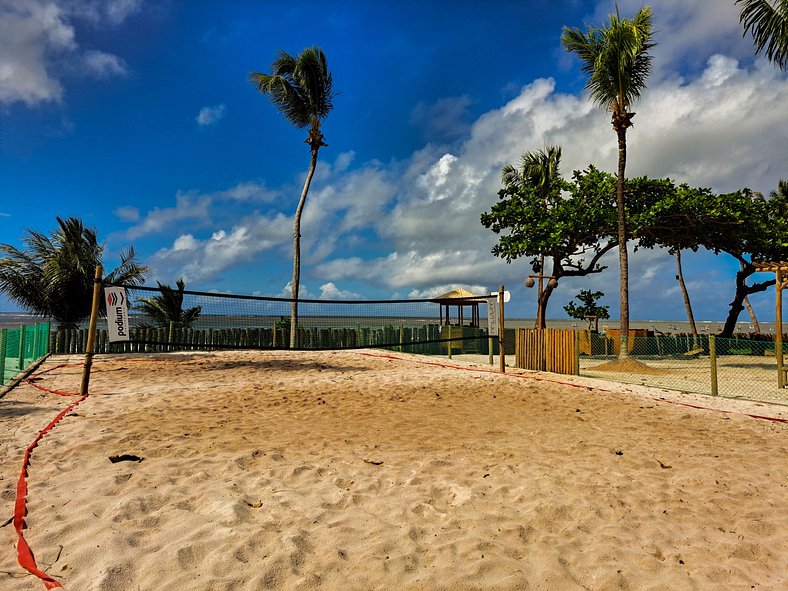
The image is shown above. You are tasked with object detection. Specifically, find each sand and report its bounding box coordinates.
[1,349,786,591]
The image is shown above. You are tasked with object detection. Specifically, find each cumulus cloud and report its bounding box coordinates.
[410,95,476,144]
[196,103,226,126]
[0,0,138,106]
[148,213,292,283]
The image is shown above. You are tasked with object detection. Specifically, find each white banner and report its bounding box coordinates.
[105,287,130,342]
[487,297,499,336]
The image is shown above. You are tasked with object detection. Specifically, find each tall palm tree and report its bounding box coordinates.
[562,6,655,358]
[737,0,788,69]
[136,279,202,328]
[250,46,335,348]
[0,216,149,327]
[501,146,562,329]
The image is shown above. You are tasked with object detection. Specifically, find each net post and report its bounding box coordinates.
[499,285,505,373]
[709,335,718,397]
[80,265,104,396]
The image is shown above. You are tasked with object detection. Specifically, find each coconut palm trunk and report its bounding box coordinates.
[290,139,322,347]
[675,250,698,336]
[615,126,630,357]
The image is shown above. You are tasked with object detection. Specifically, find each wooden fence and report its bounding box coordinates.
[515,328,578,375]
[49,324,491,355]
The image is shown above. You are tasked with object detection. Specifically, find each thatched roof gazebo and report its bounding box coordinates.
[433,288,482,327]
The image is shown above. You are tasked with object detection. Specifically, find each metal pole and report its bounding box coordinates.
[80,265,104,396]
[499,285,505,373]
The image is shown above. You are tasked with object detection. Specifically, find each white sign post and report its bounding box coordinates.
[105,287,130,342]
[487,297,499,336]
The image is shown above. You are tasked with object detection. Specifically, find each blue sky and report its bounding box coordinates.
[1,0,787,322]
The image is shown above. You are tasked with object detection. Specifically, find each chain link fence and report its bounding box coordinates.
[580,333,787,404]
[0,323,51,386]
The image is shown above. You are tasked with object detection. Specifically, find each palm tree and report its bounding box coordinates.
[0,216,148,327]
[136,279,202,328]
[562,6,655,358]
[502,146,562,329]
[736,0,788,69]
[250,46,335,348]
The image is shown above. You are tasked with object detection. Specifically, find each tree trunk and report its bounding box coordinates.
[675,250,698,336]
[536,257,559,329]
[616,126,629,358]
[743,296,761,334]
[720,259,774,338]
[290,147,320,348]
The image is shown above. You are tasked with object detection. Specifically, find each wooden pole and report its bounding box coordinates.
[777,269,784,388]
[499,285,505,373]
[79,265,103,396]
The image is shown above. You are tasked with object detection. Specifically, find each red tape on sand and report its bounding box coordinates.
[12,366,88,589]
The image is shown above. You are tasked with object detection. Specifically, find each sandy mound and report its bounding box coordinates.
[589,356,669,375]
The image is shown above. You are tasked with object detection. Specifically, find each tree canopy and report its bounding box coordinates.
[136,279,202,329]
[0,217,149,327]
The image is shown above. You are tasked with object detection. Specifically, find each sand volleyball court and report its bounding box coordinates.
[1,349,786,590]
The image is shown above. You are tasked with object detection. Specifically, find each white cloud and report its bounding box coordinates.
[318,282,362,300]
[126,192,211,239]
[196,103,226,126]
[82,49,127,78]
[149,213,292,283]
[0,0,138,106]
[114,205,140,222]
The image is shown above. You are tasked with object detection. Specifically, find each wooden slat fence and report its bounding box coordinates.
[515,328,578,375]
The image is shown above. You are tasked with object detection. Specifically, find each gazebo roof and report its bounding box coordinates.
[433,288,479,301]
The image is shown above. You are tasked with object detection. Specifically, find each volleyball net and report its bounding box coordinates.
[52,283,503,356]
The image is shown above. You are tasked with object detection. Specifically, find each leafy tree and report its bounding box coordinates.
[250,46,335,347]
[136,279,202,328]
[564,290,610,330]
[500,146,563,328]
[736,0,788,69]
[637,180,788,337]
[562,6,655,358]
[0,217,149,327]
[483,165,618,321]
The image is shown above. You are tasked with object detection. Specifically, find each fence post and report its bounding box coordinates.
[574,330,580,376]
[447,326,452,360]
[0,329,6,384]
[499,285,506,373]
[399,324,404,353]
[709,335,718,397]
[17,324,26,373]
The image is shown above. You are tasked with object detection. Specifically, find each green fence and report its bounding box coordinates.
[580,333,787,404]
[0,323,51,386]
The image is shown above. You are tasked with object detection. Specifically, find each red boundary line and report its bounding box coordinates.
[353,351,788,424]
[12,356,177,589]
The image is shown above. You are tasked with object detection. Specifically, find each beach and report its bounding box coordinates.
[1,349,786,590]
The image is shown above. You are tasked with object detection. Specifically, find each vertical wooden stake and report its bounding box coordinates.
[80,265,103,396]
[499,285,505,373]
[776,269,784,388]
[489,336,494,366]
[399,324,404,353]
[447,327,452,360]
[709,335,718,397]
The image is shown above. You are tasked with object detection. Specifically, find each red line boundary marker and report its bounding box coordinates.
[12,356,178,589]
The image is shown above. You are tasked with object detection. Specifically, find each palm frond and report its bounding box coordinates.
[737,0,788,69]
[250,46,335,132]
